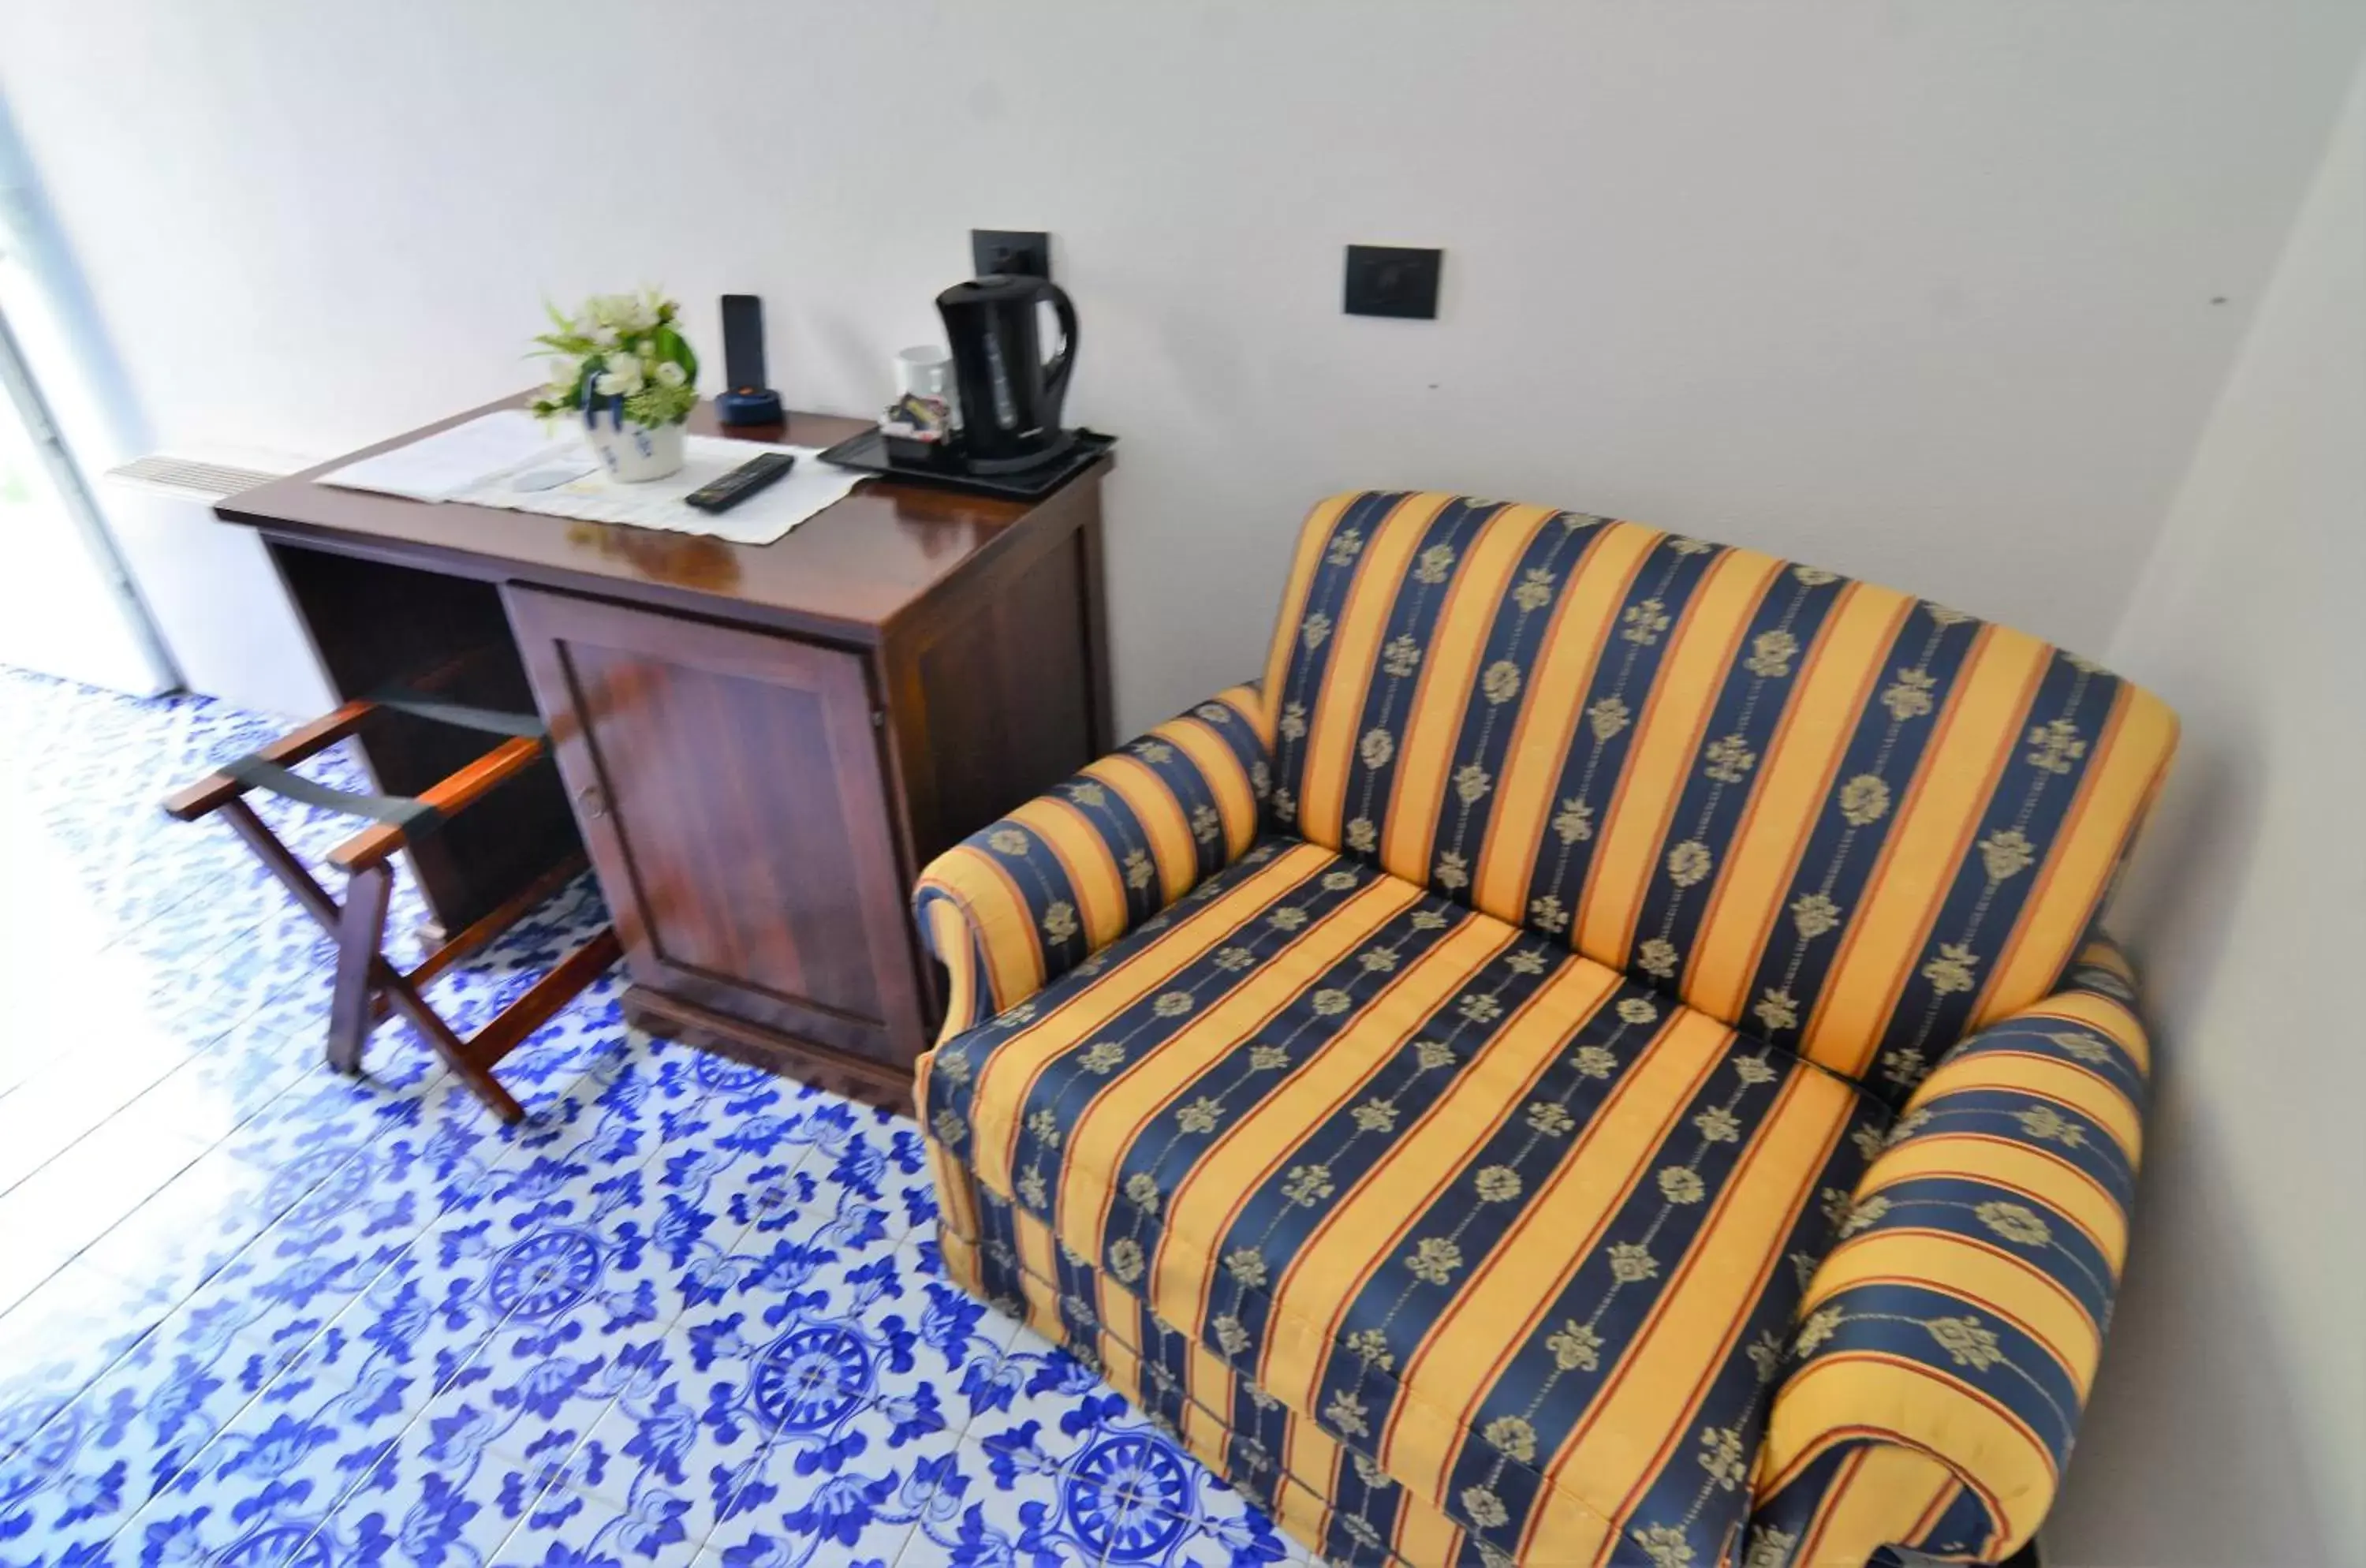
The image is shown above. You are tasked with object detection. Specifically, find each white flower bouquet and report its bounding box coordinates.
[529,289,699,429]
[530,289,700,480]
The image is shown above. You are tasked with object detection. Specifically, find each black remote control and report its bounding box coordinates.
[684,451,797,513]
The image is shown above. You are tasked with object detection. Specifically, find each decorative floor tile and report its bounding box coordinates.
[74,1142,290,1312]
[934,1431,1106,1568]
[0,667,1301,1568]
[317,1357,629,1565]
[558,1365,775,1551]
[0,1112,213,1316]
[488,1490,707,1567]
[0,1263,174,1469]
[124,1025,323,1146]
[689,1404,962,1568]
[1,1313,281,1550]
[0,1030,195,1200]
[315,1428,554,1567]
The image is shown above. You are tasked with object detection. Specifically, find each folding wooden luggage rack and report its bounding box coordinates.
[162,689,619,1122]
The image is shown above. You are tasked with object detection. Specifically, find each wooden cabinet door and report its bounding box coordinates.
[506,585,924,1067]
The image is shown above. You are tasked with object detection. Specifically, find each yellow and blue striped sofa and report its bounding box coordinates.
[912,493,2174,1567]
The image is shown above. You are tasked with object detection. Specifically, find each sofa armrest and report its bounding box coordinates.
[1748,939,2148,1566]
[912,684,1271,1040]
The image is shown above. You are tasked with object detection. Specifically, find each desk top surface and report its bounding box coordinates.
[218,394,1101,638]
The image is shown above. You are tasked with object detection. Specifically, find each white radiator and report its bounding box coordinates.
[100,454,336,718]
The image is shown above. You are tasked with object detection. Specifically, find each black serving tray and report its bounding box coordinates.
[815,427,1115,501]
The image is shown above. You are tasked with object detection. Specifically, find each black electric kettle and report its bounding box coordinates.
[936,274,1077,471]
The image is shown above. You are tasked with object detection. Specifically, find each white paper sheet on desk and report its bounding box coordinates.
[318,410,573,502]
[453,436,864,547]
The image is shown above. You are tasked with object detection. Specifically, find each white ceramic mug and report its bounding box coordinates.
[896,345,953,399]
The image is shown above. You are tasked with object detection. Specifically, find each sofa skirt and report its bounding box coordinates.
[931,1134,1491,1567]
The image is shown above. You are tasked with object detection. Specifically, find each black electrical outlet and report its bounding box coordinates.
[1344,244,1442,319]
[972,229,1051,280]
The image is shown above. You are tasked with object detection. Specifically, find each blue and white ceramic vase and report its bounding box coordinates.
[582,397,685,483]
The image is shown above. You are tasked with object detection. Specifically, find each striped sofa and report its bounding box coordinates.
[912,493,2174,1567]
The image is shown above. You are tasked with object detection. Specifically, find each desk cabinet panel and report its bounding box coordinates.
[506,586,926,1078]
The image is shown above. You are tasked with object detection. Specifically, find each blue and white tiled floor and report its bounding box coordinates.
[0,668,1301,1568]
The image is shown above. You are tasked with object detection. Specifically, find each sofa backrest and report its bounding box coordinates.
[1259,491,2176,1103]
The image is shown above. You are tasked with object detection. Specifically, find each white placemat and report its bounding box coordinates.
[456,435,864,547]
[319,411,866,547]
[319,410,573,502]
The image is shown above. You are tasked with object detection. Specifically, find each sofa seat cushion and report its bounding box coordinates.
[924,837,1891,1564]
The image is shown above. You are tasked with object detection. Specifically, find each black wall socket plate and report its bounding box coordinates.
[1344,244,1442,319]
[972,229,1051,280]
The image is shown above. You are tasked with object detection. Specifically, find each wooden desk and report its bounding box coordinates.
[219,395,1114,1111]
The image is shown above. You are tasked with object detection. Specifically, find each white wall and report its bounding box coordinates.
[1,2,2361,730]
[2044,52,2366,1568]
[2,6,2364,1559]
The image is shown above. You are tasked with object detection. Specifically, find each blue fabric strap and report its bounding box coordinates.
[221,753,443,835]
[368,689,546,739]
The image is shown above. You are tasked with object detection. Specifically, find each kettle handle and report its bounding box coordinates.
[1038,280,1077,416]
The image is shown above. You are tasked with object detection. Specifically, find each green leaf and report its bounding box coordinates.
[531,290,692,393]
[652,325,697,380]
